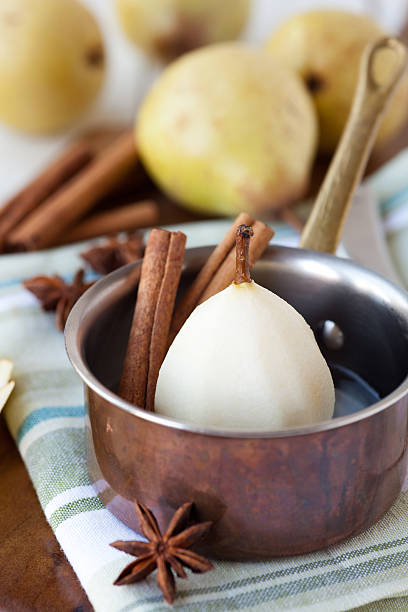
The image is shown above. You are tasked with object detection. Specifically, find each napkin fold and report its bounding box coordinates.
[1,154,408,611]
[368,148,408,289]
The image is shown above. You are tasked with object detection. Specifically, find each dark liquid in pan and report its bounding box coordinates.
[331,364,380,418]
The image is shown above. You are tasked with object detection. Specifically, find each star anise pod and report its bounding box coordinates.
[80,232,145,275]
[111,502,214,604]
[23,269,94,331]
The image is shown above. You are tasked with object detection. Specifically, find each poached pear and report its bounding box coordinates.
[116,0,251,62]
[137,44,318,217]
[265,10,408,153]
[155,225,335,430]
[0,0,105,134]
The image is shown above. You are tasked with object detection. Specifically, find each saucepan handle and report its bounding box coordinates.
[300,36,408,254]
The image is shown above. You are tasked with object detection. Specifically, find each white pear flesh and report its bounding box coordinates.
[0,359,13,387]
[155,281,335,430]
[0,381,15,413]
[0,359,14,413]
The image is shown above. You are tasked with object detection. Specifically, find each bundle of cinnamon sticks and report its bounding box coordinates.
[119,213,274,412]
[0,126,300,255]
[119,228,186,411]
[0,130,160,253]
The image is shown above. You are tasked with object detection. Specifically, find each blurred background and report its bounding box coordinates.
[0,0,407,203]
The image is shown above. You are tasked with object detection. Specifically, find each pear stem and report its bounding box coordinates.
[234,224,253,284]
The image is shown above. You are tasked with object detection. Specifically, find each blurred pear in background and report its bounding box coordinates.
[0,0,105,134]
[265,10,408,153]
[116,0,251,62]
[137,44,317,217]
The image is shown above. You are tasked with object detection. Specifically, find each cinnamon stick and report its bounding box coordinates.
[119,229,170,407]
[57,200,159,245]
[170,212,254,336]
[0,141,92,251]
[119,228,186,409]
[247,220,276,266]
[169,214,274,341]
[7,130,138,252]
[146,232,186,411]
[198,220,274,303]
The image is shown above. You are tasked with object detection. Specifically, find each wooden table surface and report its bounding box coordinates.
[0,416,92,612]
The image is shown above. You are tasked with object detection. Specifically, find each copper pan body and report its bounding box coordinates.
[65,245,408,559]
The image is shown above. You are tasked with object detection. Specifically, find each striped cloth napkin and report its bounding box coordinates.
[369,148,408,289]
[1,155,408,611]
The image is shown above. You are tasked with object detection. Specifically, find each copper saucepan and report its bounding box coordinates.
[65,38,408,558]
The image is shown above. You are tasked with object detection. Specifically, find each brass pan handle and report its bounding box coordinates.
[300,37,408,253]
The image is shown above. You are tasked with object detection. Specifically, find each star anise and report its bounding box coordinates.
[23,269,94,331]
[80,232,145,275]
[111,502,214,605]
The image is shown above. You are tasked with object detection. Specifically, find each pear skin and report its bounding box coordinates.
[137,44,318,217]
[116,0,251,62]
[265,10,408,153]
[0,0,105,134]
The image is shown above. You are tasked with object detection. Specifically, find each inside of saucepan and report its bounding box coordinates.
[82,246,408,420]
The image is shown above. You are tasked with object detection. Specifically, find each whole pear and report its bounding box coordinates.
[265,10,408,154]
[155,224,335,431]
[0,0,105,134]
[116,0,251,62]
[156,280,334,430]
[137,44,318,217]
